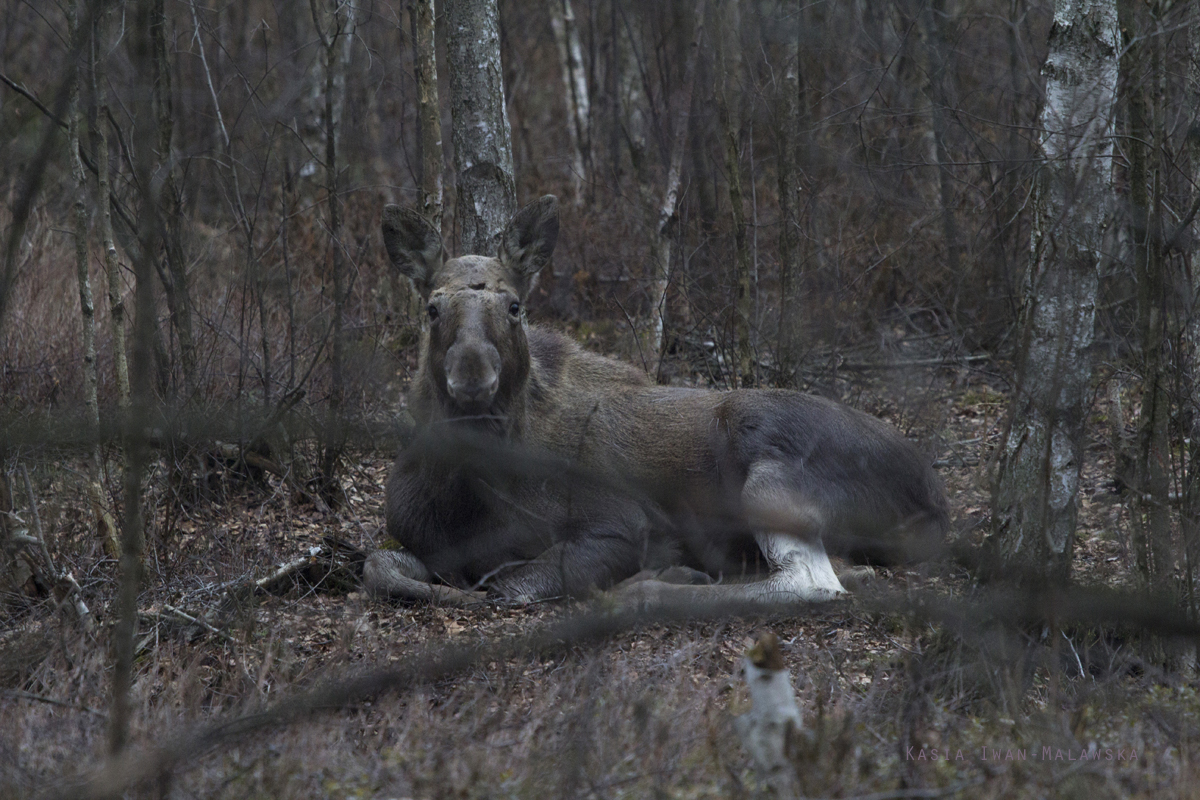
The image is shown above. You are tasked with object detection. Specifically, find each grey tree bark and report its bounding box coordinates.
[91,6,130,409]
[148,0,198,399]
[1118,0,1171,587]
[311,0,357,499]
[111,0,162,755]
[411,0,443,233]
[991,0,1119,583]
[69,0,120,555]
[624,0,703,370]
[447,0,515,256]
[549,0,591,205]
[715,0,753,387]
[775,5,804,387]
[1185,3,1200,613]
[917,0,962,283]
[68,0,98,436]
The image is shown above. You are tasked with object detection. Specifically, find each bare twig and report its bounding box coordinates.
[20,467,49,576]
[1,689,107,719]
[0,70,67,128]
[19,463,94,630]
[138,605,246,649]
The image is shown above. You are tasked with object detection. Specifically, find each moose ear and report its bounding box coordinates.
[382,204,445,298]
[499,195,559,298]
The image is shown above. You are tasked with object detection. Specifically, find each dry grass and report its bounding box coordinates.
[2,365,1199,800]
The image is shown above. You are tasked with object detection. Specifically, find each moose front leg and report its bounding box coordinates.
[612,461,848,609]
[363,549,487,606]
[487,509,651,601]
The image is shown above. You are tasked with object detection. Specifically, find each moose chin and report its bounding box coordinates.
[364,195,949,605]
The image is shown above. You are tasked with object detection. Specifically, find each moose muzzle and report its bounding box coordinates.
[444,337,502,409]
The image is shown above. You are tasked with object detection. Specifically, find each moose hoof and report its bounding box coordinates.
[608,578,678,613]
[835,565,876,592]
[654,566,714,585]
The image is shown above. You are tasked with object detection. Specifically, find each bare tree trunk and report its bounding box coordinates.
[606,0,622,187]
[619,5,648,191]
[68,0,99,435]
[149,0,198,400]
[111,0,161,755]
[689,68,717,233]
[549,0,591,205]
[776,7,802,386]
[411,0,443,232]
[69,0,119,556]
[1119,0,1172,587]
[312,0,357,501]
[715,0,753,388]
[406,0,442,324]
[447,0,515,256]
[620,1,702,372]
[991,0,1118,584]
[918,0,962,286]
[92,6,130,409]
[1185,2,1200,616]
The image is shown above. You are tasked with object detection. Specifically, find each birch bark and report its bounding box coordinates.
[991,0,1119,583]
[447,0,515,256]
[625,1,702,369]
[1185,3,1200,612]
[549,0,591,205]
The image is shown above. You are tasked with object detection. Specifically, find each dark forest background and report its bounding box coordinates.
[4,0,1200,796]
[1,0,1061,409]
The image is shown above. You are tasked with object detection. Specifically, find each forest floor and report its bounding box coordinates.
[3,358,1200,799]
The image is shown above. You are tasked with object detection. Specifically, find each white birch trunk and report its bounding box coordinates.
[549,0,591,205]
[734,632,802,799]
[626,1,702,367]
[447,0,516,256]
[991,0,1119,582]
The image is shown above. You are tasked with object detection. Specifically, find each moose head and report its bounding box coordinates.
[381,196,560,429]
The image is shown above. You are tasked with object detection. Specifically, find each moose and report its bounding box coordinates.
[363,195,949,605]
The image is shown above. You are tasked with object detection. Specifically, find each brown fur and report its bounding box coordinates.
[371,196,948,602]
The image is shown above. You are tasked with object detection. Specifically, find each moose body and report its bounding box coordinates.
[368,196,948,603]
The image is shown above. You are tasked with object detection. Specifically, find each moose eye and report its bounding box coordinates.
[508,301,520,317]
[427,304,439,321]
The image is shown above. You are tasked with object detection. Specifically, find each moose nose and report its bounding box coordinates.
[447,373,499,405]
[445,340,502,407]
